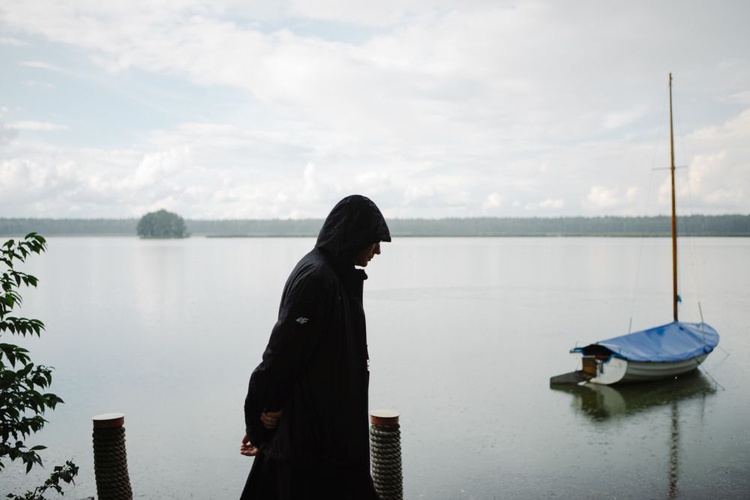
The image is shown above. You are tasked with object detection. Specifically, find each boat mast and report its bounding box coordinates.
[669,73,678,322]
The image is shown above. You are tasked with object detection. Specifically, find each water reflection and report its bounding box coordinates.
[669,400,678,499]
[549,370,716,421]
[551,371,718,499]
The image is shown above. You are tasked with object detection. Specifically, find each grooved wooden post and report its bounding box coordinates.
[92,413,133,500]
[370,409,402,500]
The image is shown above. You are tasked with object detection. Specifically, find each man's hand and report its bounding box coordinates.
[240,434,259,457]
[240,411,283,457]
[261,410,283,430]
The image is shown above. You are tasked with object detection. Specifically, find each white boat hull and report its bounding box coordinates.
[584,353,709,385]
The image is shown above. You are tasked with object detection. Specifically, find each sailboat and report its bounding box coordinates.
[550,74,720,386]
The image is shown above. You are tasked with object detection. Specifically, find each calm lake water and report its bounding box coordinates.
[4,236,749,499]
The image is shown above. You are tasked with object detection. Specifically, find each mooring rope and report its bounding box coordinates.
[92,414,133,500]
[370,410,403,500]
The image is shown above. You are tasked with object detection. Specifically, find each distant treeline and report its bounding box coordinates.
[1,214,748,237]
[386,214,750,237]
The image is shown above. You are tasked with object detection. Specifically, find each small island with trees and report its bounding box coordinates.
[136,209,189,239]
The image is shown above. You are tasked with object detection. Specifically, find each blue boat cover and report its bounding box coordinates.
[572,321,720,362]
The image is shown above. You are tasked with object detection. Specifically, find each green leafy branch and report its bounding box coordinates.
[1,233,78,497]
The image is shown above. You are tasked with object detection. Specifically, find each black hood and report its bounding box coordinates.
[315,195,391,265]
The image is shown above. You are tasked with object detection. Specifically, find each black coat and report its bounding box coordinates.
[243,195,390,497]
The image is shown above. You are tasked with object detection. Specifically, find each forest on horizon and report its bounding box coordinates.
[1,214,749,237]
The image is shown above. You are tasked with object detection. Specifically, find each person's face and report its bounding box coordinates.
[353,242,381,267]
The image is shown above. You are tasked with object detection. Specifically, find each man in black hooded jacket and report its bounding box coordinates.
[240,195,390,499]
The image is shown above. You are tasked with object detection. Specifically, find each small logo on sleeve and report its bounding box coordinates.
[295,317,309,325]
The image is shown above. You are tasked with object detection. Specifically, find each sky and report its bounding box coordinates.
[1,0,749,220]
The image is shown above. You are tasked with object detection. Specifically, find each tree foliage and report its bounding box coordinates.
[136,209,189,239]
[1,233,78,498]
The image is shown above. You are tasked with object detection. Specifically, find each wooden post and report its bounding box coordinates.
[370,409,402,500]
[92,412,133,500]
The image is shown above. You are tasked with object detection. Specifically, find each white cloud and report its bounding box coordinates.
[483,192,504,211]
[625,186,640,203]
[538,198,565,210]
[19,61,62,71]
[129,147,192,189]
[603,106,647,130]
[673,151,747,212]
[0,0,749,218]
[0,122,19,146]
[301,162,336,203]
[8,121,68,131]
[403,184,435,205]
[586,185,620,210]
[676,108,750,213]
[0,36,26,46]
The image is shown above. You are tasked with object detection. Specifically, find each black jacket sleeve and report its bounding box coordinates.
[244,262,329,445]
